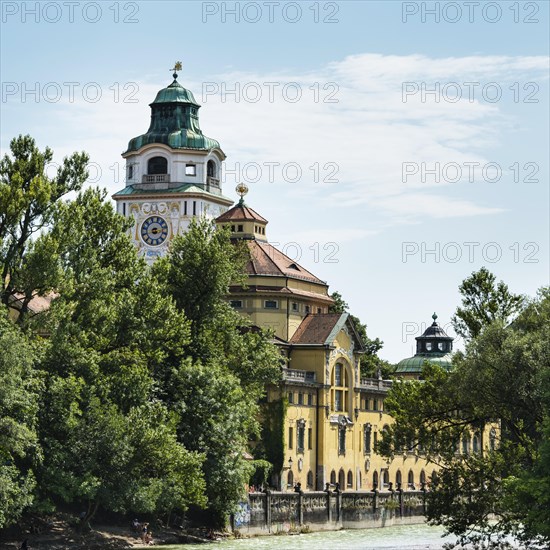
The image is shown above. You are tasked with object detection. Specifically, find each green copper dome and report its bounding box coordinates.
[151,79,200,105]
[125,76,221,153]
[395,353,453,374]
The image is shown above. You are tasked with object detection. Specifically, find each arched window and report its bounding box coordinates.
[338,469,345,490]
[358,471,362,489]
[473,433,480,453]
[287,470,294,488]
[347,470,353,488]
[307,470,314,489]
[462,433,470,455]
[420,470,426,486]
[430,471,438,486]
[489,428,497,451]
[330,470,336,485]
[207,159,216,178]
[382,470,390,488]
[147,156,167,175]
[363,424,372,453]
[372,471,379,490]
[408,470,415,489]
[395,470,402,488]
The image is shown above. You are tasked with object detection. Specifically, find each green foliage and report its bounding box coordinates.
[0,315,41,528]
[0,135,89,322]
[329,291,394,378]
[257,397,288,475]
[381,282,550,547]
[153,218,281,526]
[249,460,273,488]
[451,267,524,341]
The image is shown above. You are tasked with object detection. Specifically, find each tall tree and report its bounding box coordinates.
[34,188,206,525]
[380,286,550,548]
[452,267,524,341]
[0,135,88,321]
[153,219,281,526]
[0,315,41,528]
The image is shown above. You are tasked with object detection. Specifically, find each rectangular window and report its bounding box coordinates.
[291,302,298,312]
[307,393,313,406]
[308,428,313,450]
[335,390,343,412]
[237,224,243,232]
[230,300,243,309]
[127,165,133,179]
[288,392,293,404]
[317,308,322,314]
[122,203,126,216]
[374,431,378,449]
[335,364,343,386]
[193,201,196,215]
[373,399,378,411]
[185,164,196,176]
[184,201,187,215]
[297,424,305,452]
[364,425,372,453]
[288,427,293,450]
[298,392,304,405]
[338,427,346,455]
[264,300,278,309]
[305,305,311,314]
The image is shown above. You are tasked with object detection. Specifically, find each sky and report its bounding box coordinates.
[1,0,549,362]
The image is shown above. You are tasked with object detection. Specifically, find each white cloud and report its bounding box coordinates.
[2,53,546,243]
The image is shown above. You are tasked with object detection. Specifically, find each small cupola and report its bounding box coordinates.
[415,313,453,354]
[215,184,268,241]
[395,313,454,378]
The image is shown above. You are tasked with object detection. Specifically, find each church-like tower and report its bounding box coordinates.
[113,66,233,262]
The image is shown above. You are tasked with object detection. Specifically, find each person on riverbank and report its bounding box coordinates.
[141,522,149,543]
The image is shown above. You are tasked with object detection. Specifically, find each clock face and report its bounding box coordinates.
[141,216,169,246]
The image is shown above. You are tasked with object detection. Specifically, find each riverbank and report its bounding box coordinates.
[0,517,224,550]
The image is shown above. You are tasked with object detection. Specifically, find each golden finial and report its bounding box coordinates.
[236,183,249,204]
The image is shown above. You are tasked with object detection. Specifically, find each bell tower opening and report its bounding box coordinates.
[148,156,168,175]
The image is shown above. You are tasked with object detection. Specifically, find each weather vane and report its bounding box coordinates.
[171,61,183,80]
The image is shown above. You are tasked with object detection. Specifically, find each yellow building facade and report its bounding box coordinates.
[216,196,440,493]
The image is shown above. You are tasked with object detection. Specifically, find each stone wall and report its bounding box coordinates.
[232,489,427,535]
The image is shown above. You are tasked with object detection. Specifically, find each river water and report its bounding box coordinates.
[162,523,459,549]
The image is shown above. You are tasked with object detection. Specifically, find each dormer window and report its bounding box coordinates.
[185,164,196,176]
[289,263,300,270]
[425,342,432,351]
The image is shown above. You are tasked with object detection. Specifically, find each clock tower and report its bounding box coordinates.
[113,64,233,262]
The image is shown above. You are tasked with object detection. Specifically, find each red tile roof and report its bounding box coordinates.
[290,313,344,345]
[217,203,267,223]
[246,240,326,285]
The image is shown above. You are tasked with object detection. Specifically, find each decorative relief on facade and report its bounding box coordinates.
[330,346,354,364]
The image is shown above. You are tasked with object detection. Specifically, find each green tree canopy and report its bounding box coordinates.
[452,266,524,341]
[380,285,550,548]
[0,135,89,321]
[0,316,41,528]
